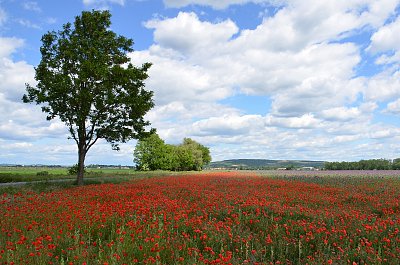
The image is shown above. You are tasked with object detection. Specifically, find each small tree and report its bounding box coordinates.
[23,10,154,185]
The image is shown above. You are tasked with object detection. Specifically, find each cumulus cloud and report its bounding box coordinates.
[384,98,400,114]
[0,37,67,143]
[145,12,238,55]
[265,113,320,129]
[146,101,240,123]
[320,107,362,122]
[332,134,362,143]
[369,127,400,139]
[364,70,400,101]
[0,60,35,101]
[0,38,24,58]
[368,14,400,66]
[126,1,400,162]
[369,15,400,53]
[2,0,400,163]
[130,48,233,105]
[192,114,264,136]
[135,8,364,111]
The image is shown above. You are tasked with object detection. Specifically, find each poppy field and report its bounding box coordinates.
[1,172,399,264]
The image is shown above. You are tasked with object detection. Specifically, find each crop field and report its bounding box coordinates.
[1,171,399,264]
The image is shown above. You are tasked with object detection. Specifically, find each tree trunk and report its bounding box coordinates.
[76,143,86,186]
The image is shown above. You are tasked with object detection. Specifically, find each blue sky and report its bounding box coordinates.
[1,0,400,165]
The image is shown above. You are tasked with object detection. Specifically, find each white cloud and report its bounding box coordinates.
[22,1,41,12]
[369,127,400,139]
[135,10,364,114]
[163,0,280,9]
[83,0,125,7]
[265,113,320,129]
[355,0,400,28]
[320,107,362,122]
[192,114,264,136]
[0,115,66,141]
[17,19,41,30]
[0,38,24,58]
[269,76,363,117]
[2,0,400,164]
[0,37,67,143]
[365,70,400,101]
[368,14,400,66]
[369,15,400,53]
[333,134,362,143]
[0,59,36,101]
[126,2,400,162]
[164,0,399,29]
[385,98,400,114]
[146,101,240,123]
[0,7,6,26]
[46,17,57,25]
[130,48,233,105]
[145,12,238,55]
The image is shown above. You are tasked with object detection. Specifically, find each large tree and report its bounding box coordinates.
[23,10,154,185]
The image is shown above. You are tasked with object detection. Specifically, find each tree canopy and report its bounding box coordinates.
[134,134,211,171]
[23,10,154,185]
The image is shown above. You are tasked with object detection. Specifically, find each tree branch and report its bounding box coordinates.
[68,118,78,145]
[86,135,99,152]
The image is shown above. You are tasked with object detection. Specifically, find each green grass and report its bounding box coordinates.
[0,166,137,175]
[0,166,209,182]
[0,166,140,183]
[0,166,68,175]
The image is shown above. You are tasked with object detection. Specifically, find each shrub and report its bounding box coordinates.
[36,171,49,176]
[68,164,86,175]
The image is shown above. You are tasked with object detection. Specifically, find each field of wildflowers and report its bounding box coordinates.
[1,172,399,264]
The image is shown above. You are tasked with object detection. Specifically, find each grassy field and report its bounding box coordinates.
[0,166,146,184]
[0,166,137,175]
[0,167,196,195]
[0,171,399,264]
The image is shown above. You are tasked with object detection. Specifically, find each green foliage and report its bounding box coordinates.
[22,10,154,185]
[392,158,400,170]
[133,134,211,171]
[324,158,400,170]
[68,164,86,175]
[36,171,49,176]
[133,134,168,171]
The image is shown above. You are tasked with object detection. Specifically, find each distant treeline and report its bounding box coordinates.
[324,159,400,170]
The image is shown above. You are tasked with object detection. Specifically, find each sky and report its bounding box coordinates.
[1,0,400,166]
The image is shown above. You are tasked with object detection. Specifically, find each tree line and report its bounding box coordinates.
[324,158,400,170]
[133,134,211,171]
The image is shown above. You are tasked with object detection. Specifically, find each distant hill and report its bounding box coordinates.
[208,159,325,170]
